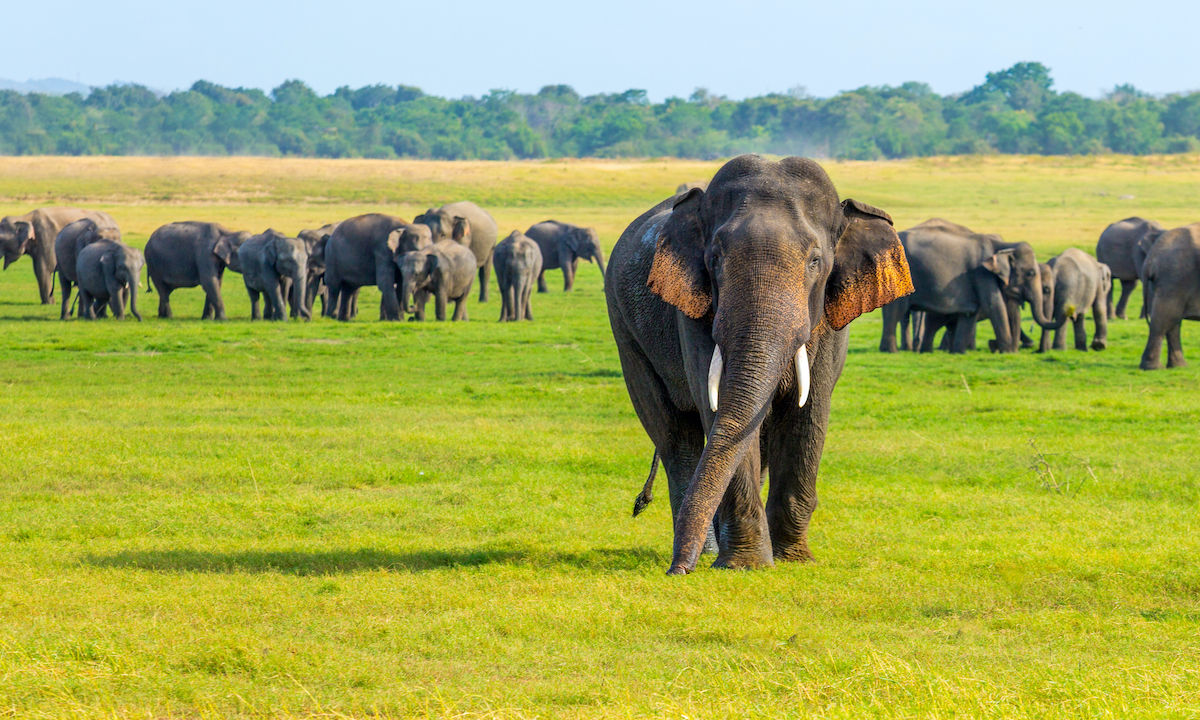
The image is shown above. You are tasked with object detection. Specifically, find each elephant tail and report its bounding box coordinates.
[632,450,659,517]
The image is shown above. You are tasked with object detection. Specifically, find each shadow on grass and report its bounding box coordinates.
[83,545,665,575]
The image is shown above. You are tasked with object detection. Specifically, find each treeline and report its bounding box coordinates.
[1,63,1198,160]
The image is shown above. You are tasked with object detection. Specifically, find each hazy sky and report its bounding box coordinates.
[7,0,1196,99]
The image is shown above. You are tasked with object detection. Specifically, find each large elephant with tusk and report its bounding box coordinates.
[607,155,913,575]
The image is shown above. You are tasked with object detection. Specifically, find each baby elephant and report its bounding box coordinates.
[75,240,144,321]
[238,229,310,320]
[396,241,476,321]
[494,230,543,321]
[1037,248,1111,352]
[55,218,122,320]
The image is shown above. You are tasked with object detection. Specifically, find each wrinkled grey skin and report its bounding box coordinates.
[145,222,250,319]
[323,213,409,321]
[396,240,476,321]
[0,208,118,304]
[1096,216,1163,319]
[607,155,913,575]
[525,220,605,292]
[238,230,310,321]
[55,218,122,320]
[415,201,499,302]
[1140,223,1200,370]
[494,230,543,321]
[75,240,143,321]
[880,219,1055,353]
[298,223,337,316]
[1036,250,1111,352]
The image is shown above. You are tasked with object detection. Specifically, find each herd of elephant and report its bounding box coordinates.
[878,215,1200,370]
[0,203,609,324]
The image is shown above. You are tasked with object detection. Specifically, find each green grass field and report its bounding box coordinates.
[0,156,1198,719]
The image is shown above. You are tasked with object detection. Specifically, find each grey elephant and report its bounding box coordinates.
[1096,216,1162,319]
[1036,250,1111,352]
[54,218,122,320]
[0,207,118,304]
[607,155,913,575]
[395,241,476,321]
[415,201,499,302]
[1140,223,1200,370]
[525,220,605,292]
[494,231,543,321]
[322,213,412,321]
[75,240,144,321]
[880,219,1055,353]
[297,223,338,316]
[145,222,250,319]
[238,230,310,321]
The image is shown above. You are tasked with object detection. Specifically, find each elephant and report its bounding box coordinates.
[395,241,476,321]
[0,208,118,304]
[238,229,310,321]
[676,181,708,194]
[494,230,543,321]
[322,213,410,321]
[606,155,913,575]
[145,222,250,319]
[525,220,605,292]
[54,218,122,320]
[1095,216,1163,319]
[1035,249,1111,352]
[414,201,499,302]
[74,239,144,321]
[1139,223,1200,370]
[879,219,1055,353]
[297,223,338,317]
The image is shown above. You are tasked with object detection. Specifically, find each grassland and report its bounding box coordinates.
[0,155,1198,719]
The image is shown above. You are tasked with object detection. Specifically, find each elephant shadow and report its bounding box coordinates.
[84,545,664,575]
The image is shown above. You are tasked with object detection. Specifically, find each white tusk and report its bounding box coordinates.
[795,345,810,408]
[708,345,723,413]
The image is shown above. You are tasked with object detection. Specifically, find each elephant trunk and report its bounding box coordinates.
[1026,273,1059,330]
[668,274,809,574]
[398,272,412,314]
[128,279,142,321]
[292,270,309,320]
[593,249,606,287]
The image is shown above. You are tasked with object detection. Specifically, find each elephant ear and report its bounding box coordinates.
[1138,228,1163,254]
[981,249,1015,286]
[647,187,710,319]
[267,235,283,268]
[451,217,471,244]
[824,199,914,331]
[15,221,33,255]
[213,233,236,265]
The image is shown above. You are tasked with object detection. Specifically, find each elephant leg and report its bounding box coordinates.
[613,321,716,555]
[920,315,943,353]
[376,266,401,321]
[478,256,491,302]
[78,291,93,319]
[33,253,54,304]
[502,282,515,321]
[1053,326,1066,350]
[1005,298,1024,351]
[154,281,173,319]
[248,289,261,320]
[880,302,901,353]
[950,314,975,354]
[563,260,577,292]
[1019,329,1034,349]
[1166,321,1187,368]
[711,437,773,570]
[1072,315,1088,351]
[1114,278,1136,320]
[59,276,73,320]
[1037,326,1050,353]
[452,296,467,321]
[199,276,225,320]
[523,279,534,321]
[1106,282,1115,319]
[1140,307,1176,370]
[108,292,124,320]
[434,289,448,321]
[1091,296,1108,350]
[537,269,548,293]
[938,318,955,352]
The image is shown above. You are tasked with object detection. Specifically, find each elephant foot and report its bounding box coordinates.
[1167,355,1188,369]
[711,551,774,571]
[1139,358,1162,371]
[1020,339,1034,349]
[772,539,815,563]
[666,564,692,576]
[1091,339,1107,351]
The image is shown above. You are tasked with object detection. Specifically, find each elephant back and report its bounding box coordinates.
[438,201,498,267]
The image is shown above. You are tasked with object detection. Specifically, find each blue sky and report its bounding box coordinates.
[8,0,1196,99]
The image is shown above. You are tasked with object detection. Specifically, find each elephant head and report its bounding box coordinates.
[264,230,310,319]
[645,156,913,574]
[415,208,455,241]
[565,226,606,277]
[396,248,437,313]
[981,242,1056,333]
[102,244,144,321]
[1036,260,1063,329]
[215,230,251,273]
[393,223,432,254]
[0,218,33,269]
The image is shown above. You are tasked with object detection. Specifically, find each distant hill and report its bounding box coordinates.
[0,77,93,95]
